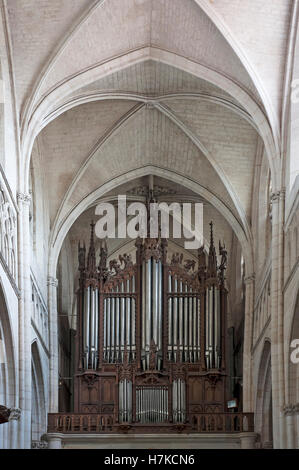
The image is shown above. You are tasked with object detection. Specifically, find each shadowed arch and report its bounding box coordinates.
[31,341,46,443]
[255,340,273,448]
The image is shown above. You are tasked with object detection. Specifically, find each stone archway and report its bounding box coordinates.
[255,340,273,448]
[0,284,16,449]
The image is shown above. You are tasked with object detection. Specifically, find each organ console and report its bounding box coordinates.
[71,212,232,433]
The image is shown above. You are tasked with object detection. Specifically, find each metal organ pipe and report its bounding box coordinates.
[90,287,95,368]
[173,277,178,361]
[141,258,163,370]
[94,288,98,369]
[205,285,221,369]
[189,288,193,362]
[172,379,186,423]
[184,283,188,361]
[82,285,100,370]
[136,387,168,423]
[119,379,132,423]
[120,282,125,361]
[103,274,136,364]
[167,273,201,364]
[153,260,158,349]
[126,279,130,354]
[115,285,120,361]
[158,260,162,352]
[168,274,172,360]
[215,288,221,368]
[83,286,90,369]
[178,280,183,358]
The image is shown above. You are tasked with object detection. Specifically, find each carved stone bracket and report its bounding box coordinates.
[0,405,21,423]
[8,407,21,421]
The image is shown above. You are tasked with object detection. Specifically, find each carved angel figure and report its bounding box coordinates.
[119,252,133,268]
[171,252,183,265]
[184,259,196,271]
[109,259,121,274]
[219,241,227,271]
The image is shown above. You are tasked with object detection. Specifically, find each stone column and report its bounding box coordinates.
[284,405,295,449]
[46,433,63,449]
[270,190,286,448]
[240,432,258,449]
[17,192,32,448]
[242,274,255,412]
[47,276,59,413]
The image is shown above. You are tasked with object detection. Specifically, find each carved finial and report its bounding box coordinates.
[198,245,206,274]
[98,238,108,279]
[87,221,97,277]
[78,241,86,271]
[207,221,217,277]
[218,239,227,284]
[209,221,214,248]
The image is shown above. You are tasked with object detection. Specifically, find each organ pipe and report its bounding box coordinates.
[119,379,132,423]
[167,274,200,363]
[172,379,186,423]
[205,286,221,369]
[141,258,163,370]
[136,387,168,423]
[82,286,99,369]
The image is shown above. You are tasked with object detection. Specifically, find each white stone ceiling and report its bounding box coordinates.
[6,0,292,264]
[38,102,240,227]
[8,0,261,110]
[75,60,239,103]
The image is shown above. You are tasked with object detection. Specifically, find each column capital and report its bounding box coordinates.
[17,192,31,206]
[270,189,286,203]
[47,276,58,287]
[8,407,21,421]
[244,273,255,284]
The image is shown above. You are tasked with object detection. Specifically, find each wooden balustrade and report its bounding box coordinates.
[48,412,254,434]
[189,412,254,433]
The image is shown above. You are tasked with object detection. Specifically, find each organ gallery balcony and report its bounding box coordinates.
[48,218,256,448]
[47,411,254,434]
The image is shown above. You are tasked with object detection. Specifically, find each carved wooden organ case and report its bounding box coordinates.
[75,221,228,430]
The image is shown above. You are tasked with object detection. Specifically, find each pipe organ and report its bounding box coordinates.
[74,219,229,432]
